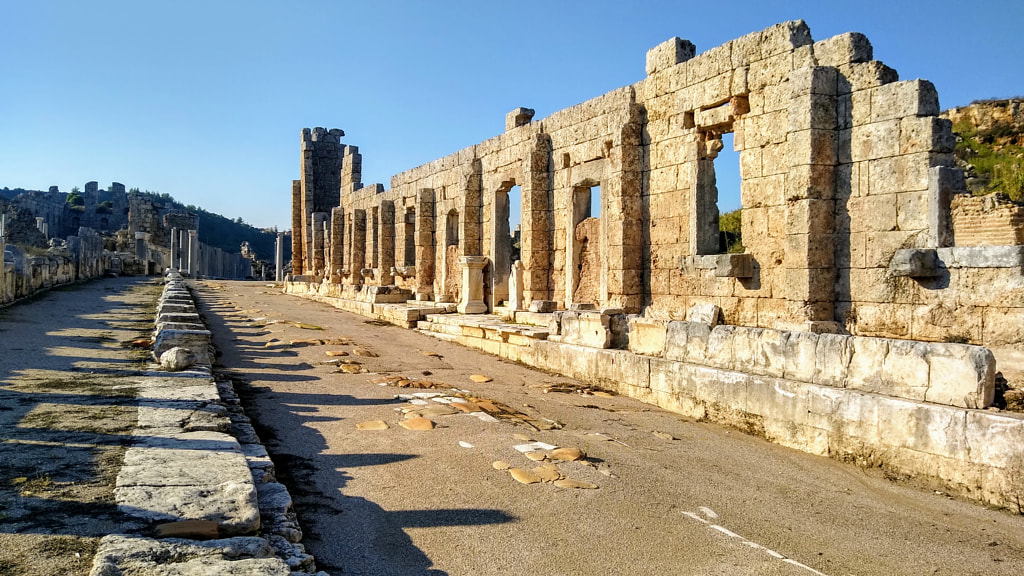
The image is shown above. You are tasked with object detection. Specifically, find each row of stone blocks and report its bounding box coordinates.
[152,270,213,368]
[92,274,325,575]
[414,309,1024,510]
[515,304,993,410]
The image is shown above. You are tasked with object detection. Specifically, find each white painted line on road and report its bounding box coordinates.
[682,510,830,576]
[711,524,743,539]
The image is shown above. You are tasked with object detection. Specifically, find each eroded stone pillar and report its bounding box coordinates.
[187,230,199,277]
[379,201,395,285]
[275,232,285,282]
[457,256,488,314]
[312,212,327,276]
[352,210,367,286]
[415,188,436,300]
[170,227,179,270]
[330,208,344,283]
[0,214,7,303]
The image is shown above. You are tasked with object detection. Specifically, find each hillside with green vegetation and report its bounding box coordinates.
[945,98,1024,202]
[132,190,280,260]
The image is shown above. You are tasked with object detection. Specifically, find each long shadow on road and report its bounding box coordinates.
[198,288,515,576]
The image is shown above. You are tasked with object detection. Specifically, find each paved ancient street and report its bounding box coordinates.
[195,280,1024,576]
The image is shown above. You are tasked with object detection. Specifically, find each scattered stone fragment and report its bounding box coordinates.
[326,350,349,357]
[469,374,493,383]
[264,339,281,348]
[492,460,510,470]
[356,420,389,430]
[421,351,443,358]
[468,412,500,423]
[289,338,323,347]
[337,364,363,374]
[404,405,459,418]
[325,337,353,345]
[154,520,220,540]
[458,441,474,448]
[514,441,557,453]
[554,478,599,489]
[509,468,541,484]
[593,391,615,398]
[652,431,676,441]
[525,452,547,462]
[159,347,196,371]
[533,466,562,482]
[512,433,533,441]
[550,447,586,461]
[399,417,435,431]
[450,401,479,413]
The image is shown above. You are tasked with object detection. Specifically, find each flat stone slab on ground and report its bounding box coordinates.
[89,535,291,576]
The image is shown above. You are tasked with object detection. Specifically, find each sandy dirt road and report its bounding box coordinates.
[196,280,1024,576]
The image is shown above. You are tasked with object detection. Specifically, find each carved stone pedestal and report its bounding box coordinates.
[457,256,488,314]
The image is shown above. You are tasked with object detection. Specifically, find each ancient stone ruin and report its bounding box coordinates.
[286,21,1024,508]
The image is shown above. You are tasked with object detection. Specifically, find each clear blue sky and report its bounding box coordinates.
[1,0,1021,231]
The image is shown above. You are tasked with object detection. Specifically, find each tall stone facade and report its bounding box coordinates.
[290,20,1024,349]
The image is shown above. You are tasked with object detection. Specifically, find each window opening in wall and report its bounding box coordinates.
[493,183,522,308]
[717,132,743,253]
[497,184,522,272]
[444,209,461,301]
[571,183,601,304]
[404,207,416,266]
[696,129,743,255]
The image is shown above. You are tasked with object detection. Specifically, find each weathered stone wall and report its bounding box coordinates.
[290,20,1023,348]
[1,226,110,306]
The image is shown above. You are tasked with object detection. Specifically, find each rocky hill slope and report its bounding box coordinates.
[942,98,1024,201]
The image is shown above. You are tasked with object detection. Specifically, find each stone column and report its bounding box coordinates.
[312,212,327,276]
[179,229,187,269]
[187,230,199,277]
[291,180,304,276]
[0,214,7,303]
[352,210,366,286]
[170,227,179,270]
[330,207,344,283]
[275,232,285,282]
[457,256,488,314]
[415,188,436,300]
[379,201,395,285]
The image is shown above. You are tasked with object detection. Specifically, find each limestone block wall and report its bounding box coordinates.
[1,228,110,307]
[290,20,1024,347]
[627,318,994,409]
